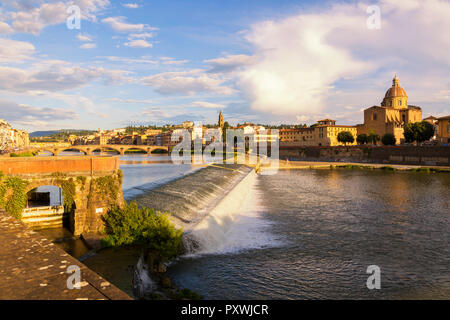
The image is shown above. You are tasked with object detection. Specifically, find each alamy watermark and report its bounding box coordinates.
[67,5,81,30]
[366,265,381,289]
[366,5,381,30]
[169,128,279,175]
[66,265,81,289]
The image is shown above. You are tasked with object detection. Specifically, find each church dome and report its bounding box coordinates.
[384,75,407,98]
[384,86,407,98]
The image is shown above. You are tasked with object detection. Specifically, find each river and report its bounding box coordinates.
[39,153,450,299]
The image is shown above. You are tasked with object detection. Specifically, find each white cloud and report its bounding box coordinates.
[0,21,14,34]
[159,57,189,65]
[205,54,256,73]
[233,0,450,116]
[128,32,154,39]
[124,39,153,48]
[80,43,96,49]
[0,38,35,62]
[141,70,234,96]
[0,62,132,92]
[0,100,78,126]
[77,33,93,42]
[2,0,110,35]
[190,101,224,109]
[103,55,158,64]
[102,16,156,33]
[123,3,139,9]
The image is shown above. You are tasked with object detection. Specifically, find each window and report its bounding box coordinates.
[373,113,377,121]
[398,100,402,106]
[402,115,406,122]
[447,124,450,134]
[390,101,393,107]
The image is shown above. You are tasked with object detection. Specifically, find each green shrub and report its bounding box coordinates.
[381,133,396,146]
[103,201,183,261]
[2,177,28,219]
[10,151,37,157]
[337,131,355,145]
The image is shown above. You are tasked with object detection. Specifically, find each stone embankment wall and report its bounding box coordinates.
[0,156,124,235]
[280,145,450,166]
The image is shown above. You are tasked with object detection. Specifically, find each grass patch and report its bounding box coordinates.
[10,151,38,157]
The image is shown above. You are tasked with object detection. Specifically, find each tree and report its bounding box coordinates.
[381,133,396,145]
[367,130,380,145]
[337,131,355,145]
[357,134,369,145]
[404,121,435,144]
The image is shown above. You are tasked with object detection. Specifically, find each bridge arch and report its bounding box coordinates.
[57,147,88,156]
[90,147,121,155]
[150,147,169,154]
[122,146,152,154]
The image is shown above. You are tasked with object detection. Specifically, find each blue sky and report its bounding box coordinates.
[0,0,449,131]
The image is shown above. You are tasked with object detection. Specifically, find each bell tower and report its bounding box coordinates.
[218,110,224,128]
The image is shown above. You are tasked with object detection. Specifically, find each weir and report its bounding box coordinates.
[133,164,275,255]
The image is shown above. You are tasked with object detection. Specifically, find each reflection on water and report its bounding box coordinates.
[168,169,450,299]
[120,155,202,200]
[82,246,142,297]
[38,228,90,259]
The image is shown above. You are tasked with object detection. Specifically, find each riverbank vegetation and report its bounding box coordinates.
[0,172,28,219]
[101,201,201,300]
[102,201,183,262]
[10,151,38,157]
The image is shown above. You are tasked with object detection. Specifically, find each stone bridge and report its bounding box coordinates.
[0,156,124,235]
[29,144,169,156]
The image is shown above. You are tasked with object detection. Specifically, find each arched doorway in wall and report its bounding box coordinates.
[23,185,66,229]
[24,185,89,258]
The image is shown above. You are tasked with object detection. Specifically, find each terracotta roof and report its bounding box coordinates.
[384,86,407,98]
[437,115,450,120]
[317,118,335,121]
[424,115,437,120]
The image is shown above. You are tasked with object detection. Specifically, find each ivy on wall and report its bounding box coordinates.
[76,176,87,191]
[0,172,29,219]
[57,178,76,212]
[93,174,120,206]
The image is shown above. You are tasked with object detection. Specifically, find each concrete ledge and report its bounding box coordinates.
[0,210,132,300]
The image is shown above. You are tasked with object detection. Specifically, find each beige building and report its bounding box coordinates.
[358,76,422,144]
[0,119,29,151]
[279,128,315,145]
[279,120,357,147]
[314,119,357,146]
[437,116,450,144]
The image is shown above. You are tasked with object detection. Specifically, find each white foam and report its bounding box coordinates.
[184,171,284,256]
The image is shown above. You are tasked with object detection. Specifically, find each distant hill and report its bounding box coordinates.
[30,129,95,138]
[30,131,59,138]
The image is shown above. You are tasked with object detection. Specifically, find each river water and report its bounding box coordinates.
[167,169,450,299]
[39,153,450,299]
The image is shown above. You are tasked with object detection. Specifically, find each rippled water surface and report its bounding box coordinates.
[167,169,450,299]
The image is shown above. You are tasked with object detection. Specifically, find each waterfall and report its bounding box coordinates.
[183,170,282,255]
[133,164,282,257]
[133,255,156,299]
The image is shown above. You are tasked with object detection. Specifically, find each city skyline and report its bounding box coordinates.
[0,0,449,132]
